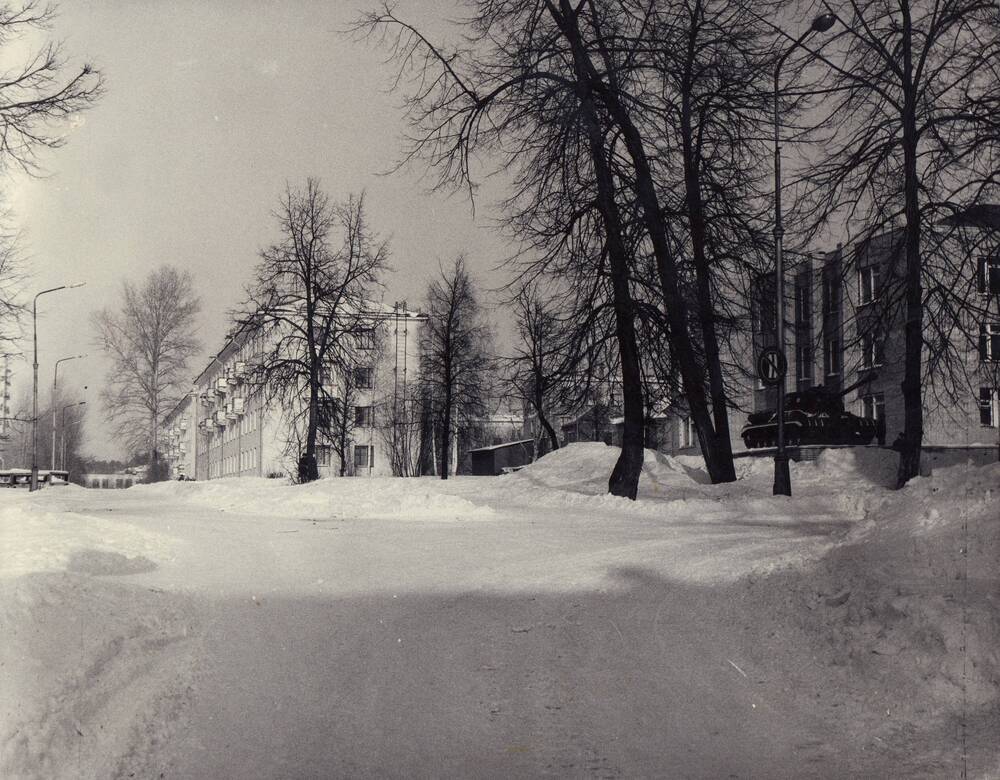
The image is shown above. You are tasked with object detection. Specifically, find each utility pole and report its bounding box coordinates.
[31,283,85,491]
[771,14,836,496]
[51,354,85,469]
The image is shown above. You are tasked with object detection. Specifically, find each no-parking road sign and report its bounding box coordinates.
[756,348,787,386]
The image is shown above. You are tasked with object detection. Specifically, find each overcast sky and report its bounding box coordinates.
[9,0,508,460]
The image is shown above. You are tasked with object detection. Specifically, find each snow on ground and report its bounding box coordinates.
[132,473,495,521]
[0,444,997,778]
[0,488,176,577]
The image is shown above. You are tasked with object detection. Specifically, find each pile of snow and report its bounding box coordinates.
[0,494,176,579]
[132,475,494,521]
[495,442,881,526]
[0,572,199,779]
[718,458,1000,768]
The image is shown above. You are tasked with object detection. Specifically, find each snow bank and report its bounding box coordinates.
[505,445,999,761]
[0,496,177,579]
[0,573,200,780]
[720,459,1000,766]
[494,443,880,528]
[132,475,494,521]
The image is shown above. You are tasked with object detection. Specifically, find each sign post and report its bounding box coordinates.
[757,346,791,495]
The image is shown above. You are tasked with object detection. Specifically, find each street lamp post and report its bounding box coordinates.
[771,13,836,497]
[61,400,87,471]
[51,354,85,470]
[31,283,86,491]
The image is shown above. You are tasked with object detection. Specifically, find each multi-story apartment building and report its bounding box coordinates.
[161,303,426,480]
[751,207,1000,448]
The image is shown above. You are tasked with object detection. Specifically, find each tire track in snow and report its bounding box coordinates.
[0,573,201,780]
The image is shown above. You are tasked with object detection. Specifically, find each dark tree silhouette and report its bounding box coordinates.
[233,180,388,482]
[418,257,492,479]
[798,0,1000,487]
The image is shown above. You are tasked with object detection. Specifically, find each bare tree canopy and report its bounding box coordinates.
[233,179,389,482]
[0,204,26,351]
[0,0,103,173]
[91,265,201,462]
[505,283,566,457]
[353,0,789,494]
[419,256,493,479]
[798,0,1000,487]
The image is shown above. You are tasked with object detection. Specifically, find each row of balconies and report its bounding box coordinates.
[166,416,191,440]
[197,397,247,430]
[198,361,250,406]
[217,361,249,392]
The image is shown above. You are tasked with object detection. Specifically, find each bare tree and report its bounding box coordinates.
[0,205,27,351]
[419,256,493,479]
[798,0,1000,487]
[353,1,783,493]
[355,2,649,498]
[92,265,201,470]
[0,1,102,364]
[505,283,565,456]
[233,180,389,482]
[0,0,103,173]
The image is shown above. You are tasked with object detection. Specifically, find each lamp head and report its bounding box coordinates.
[811,13,837,32]
[68,282,86,289]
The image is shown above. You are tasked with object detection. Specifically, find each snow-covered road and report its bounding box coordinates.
[2,445,997,778]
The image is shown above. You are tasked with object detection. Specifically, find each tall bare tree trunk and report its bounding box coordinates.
[551,0,735,485]
[302,371,320,482]
[536,381,560,455]
[441,377,452,480]
[680,70,736,481]
[896,10,924,489]
[564,17,643,499]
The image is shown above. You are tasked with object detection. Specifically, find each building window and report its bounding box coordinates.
[981,388,998,427]
[353,366,374,389]
[354,444,373,469]
[679,416,696,448]
[752,274,776,341]
[979,387,997,428]
[858,266,877,305]
[796,343,812,381]
[795,282,811,325]
[318,398,338,431]
[979,257,1000,296]
[355,329,377,351]
[822,276,840,314]
[354,405,373,427]
[316,445,331,467]
[824,337,841,376]
[980,323,1000,362]
[861,330,884,369]
[861,393,885,422]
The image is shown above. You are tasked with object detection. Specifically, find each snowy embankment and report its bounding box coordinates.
[131,472,495,521]
[0,444,997,777]
[503,444,1000,758]
[0,491,196,779]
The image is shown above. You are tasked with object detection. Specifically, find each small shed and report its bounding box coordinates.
[469,439,535,476]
